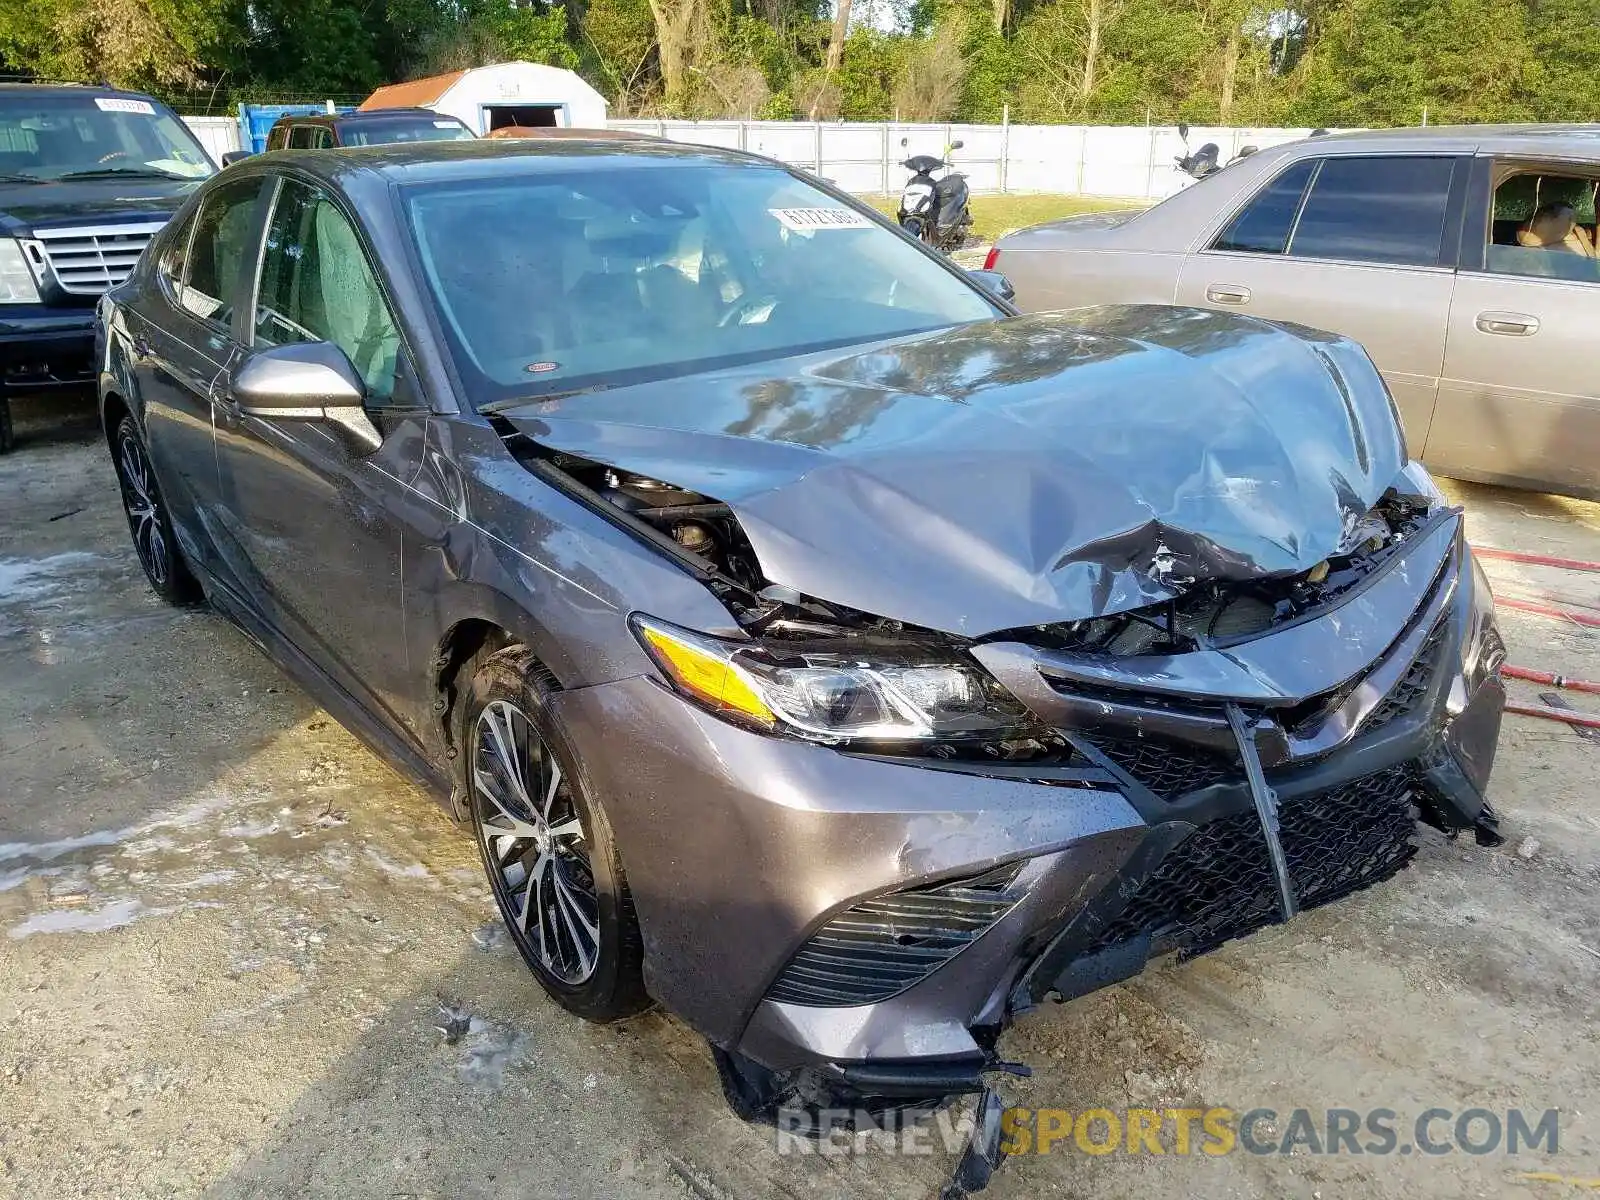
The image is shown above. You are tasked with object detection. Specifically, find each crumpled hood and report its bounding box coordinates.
[503,305,1406,636]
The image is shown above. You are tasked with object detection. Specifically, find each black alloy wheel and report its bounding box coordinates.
[112,415,200,605]
[462,648,649,1021]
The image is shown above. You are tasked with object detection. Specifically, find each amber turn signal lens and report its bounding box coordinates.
[637,622,776,726]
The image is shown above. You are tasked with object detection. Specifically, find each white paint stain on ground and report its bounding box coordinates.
[457,1018,529,1091]
[8,898,153,939]
[170,870,239,890]
[0,788,261,868]
[364,848,431,880]
[0,552,103,603]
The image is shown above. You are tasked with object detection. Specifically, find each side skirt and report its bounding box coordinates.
[192,564,454,810]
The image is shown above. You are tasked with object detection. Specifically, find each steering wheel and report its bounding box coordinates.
[718,294,780,328]
[97,150,134,165]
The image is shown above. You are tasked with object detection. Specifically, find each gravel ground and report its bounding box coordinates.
[1,395,1598,1200]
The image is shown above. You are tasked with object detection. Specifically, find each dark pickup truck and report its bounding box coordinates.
[0,83,215,452]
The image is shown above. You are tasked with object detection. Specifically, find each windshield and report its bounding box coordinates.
[343,117,474,147]
[0,94,214,182]
[403,163,999,406]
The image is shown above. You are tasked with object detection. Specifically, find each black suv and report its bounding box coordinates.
[251,108,475,158]
[0,83,215,452]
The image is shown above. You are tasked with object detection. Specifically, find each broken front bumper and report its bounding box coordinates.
[549,513,1503,1098]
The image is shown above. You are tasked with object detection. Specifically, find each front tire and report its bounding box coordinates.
[460,647,649,1022]
[111,415,200,605]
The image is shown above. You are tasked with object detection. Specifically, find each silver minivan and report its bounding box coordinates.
[990,125,1600,499]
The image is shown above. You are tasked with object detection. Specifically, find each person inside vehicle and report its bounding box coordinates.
[1516,201,1596,257]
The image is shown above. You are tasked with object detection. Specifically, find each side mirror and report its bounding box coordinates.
[950,139,964,150]
[967,268,1015,302]
[221,150,252,167]
[232,341,381,452]
[1177,122,1190,141]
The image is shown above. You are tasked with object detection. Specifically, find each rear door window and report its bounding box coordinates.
[156,208,196,299]
[287,125,328,150]
[179,177,264,327]
[1213,160,1317,254]
[1288,156,1457,267]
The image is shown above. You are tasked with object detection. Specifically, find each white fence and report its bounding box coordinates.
[608,120,1325,199]
[182,112,1321,200]
[183,115,243,163]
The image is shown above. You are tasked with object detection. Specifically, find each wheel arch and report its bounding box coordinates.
[430,591,576,804]
[98,310,145,454]
[100,388,131,457]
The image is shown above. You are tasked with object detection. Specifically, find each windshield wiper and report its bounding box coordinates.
[0,173,47,184]
[480,385,611,415]
[56,167,189,182]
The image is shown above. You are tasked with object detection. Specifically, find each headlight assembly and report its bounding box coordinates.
[632,615,1031,742]
[0,239,41,304]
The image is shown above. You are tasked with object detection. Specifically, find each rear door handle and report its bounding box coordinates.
[1476,311,1539,336]
[1206,284,1251,305]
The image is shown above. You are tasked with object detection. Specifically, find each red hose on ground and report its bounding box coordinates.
[1473,547,1600,573]
[1496,596,1600,629]
[1502,665,1600,695]
[1506,702,1600,731]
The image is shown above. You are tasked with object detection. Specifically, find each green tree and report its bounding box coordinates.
[1289,0,1534,125]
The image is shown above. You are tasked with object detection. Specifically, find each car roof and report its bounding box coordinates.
[271,108,462,126]
[338,108,467,122]
[0,82,163,102]
[1272,123,1600,158]
[262,137,774,186]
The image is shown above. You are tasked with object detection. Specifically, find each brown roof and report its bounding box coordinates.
[359,69,467,111]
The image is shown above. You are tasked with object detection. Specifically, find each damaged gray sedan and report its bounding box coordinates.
[97,141,1506,1189]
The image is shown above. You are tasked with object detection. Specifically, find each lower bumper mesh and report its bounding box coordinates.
[1088,765,1419,957]
[765,864,1021,1007]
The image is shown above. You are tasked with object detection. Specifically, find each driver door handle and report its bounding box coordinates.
[1476,311,1539,336]
[1206,284,1251,305]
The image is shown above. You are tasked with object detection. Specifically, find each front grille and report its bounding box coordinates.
[1090,734,1235,798]
[1088,765,1418,956]
[34,222,166,295]
[1365,620,1448,733]
[765,864,1021,1007]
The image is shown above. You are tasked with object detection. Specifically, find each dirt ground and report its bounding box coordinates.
[1,394,1597,1200]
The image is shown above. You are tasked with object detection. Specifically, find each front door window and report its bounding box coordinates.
[253,179,403,402]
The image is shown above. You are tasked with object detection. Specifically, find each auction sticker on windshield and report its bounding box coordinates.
[770,208,875,232]
[94,97,156,115]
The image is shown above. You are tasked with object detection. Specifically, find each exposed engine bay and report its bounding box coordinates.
[532,447,930,641]
[1020,493,1434,656]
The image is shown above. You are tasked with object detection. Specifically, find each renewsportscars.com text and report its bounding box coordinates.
[774,1105,1560,1159]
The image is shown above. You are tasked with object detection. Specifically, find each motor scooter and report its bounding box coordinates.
[897,137,972,252]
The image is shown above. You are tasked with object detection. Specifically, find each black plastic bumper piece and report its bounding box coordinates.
[0,311,96,392]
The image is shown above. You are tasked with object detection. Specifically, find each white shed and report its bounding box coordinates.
[359,62,608,134]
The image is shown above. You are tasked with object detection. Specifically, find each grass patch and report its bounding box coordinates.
[861,193,1143,243]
